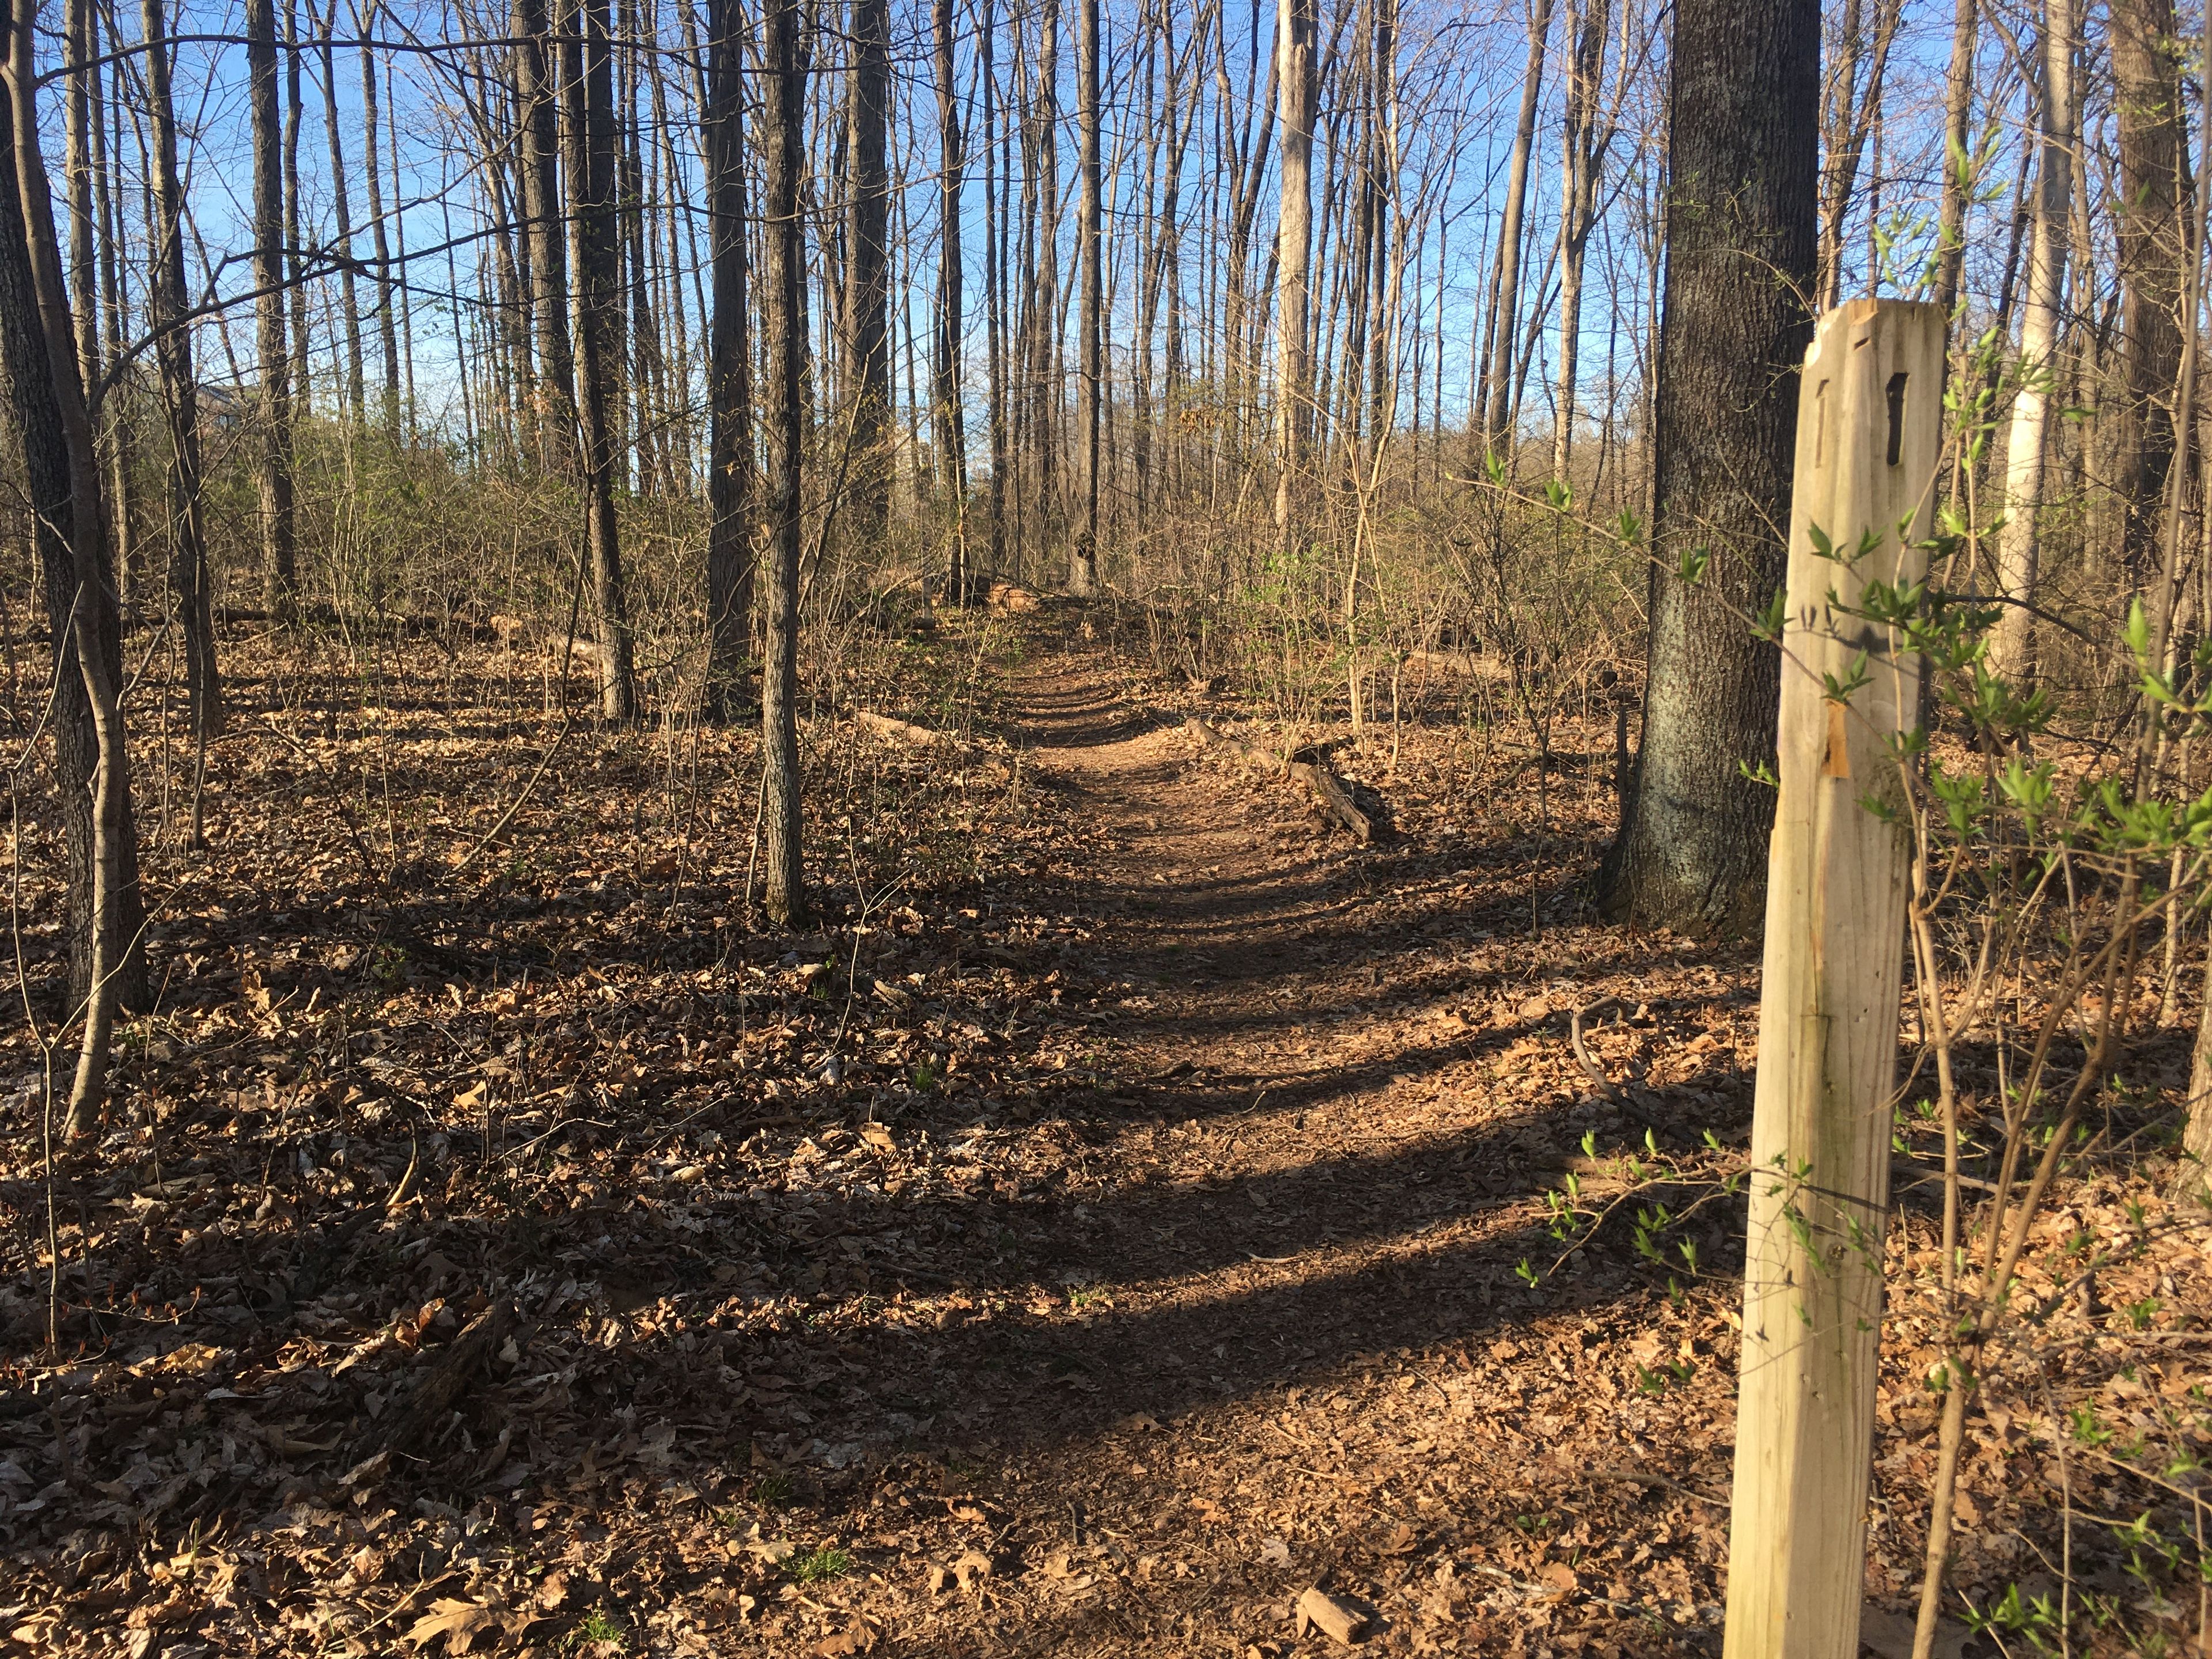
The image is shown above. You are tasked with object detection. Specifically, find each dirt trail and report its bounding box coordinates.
[874,652,1736,1656]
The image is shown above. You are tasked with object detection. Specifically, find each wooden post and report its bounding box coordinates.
[1723,298,1945,1659]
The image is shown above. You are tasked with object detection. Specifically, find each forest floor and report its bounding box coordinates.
[2,608,2209,1658]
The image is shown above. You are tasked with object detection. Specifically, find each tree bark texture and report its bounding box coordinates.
[248,0,297,612]
[759,0,806,925]
[1605,0,1819,936]
[703,0,753,717]
[0,0,146,1018]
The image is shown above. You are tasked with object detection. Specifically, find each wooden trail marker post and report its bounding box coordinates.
[1722,299,1945,1659]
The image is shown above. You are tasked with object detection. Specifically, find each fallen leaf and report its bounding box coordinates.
[403,1599,500,1655]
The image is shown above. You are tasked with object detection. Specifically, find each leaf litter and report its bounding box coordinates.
[1,611,2208,1656]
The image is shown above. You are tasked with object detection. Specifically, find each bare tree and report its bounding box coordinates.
[933,0,968,596]
[1990,0,2078,681]
[143,0,222,744]
[759,0,806,924]
[249,0,297,612]
[844,0,891,550]
[1272,0,1316,556]
[703,0,753,717]
[1071,0,1102,594]
[1,0,146,1113]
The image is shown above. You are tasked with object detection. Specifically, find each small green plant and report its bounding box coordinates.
[912,1059,938,1092]
[567,1606,626,1652]
[753,1471,796,1507]
[791,1545,851,1584]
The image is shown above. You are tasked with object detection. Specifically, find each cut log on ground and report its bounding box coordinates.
[856,710,959,749]
[986,581,1043,614]
[1294,1586,1370,1644]
[1187,718,1374,843]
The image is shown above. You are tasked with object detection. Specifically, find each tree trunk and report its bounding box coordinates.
[1815,0,1902,308]
[1271,0,1316,557]
[703,0,753,718]
[1479,0,1554,459]
[1989,0,2078,682]
[91,1,135,602]
[514,0,577,473]
[1603,0,1818,935]
[0,0,147,1065]
[284,0,309,421]
[63,0,94,393]
[320,0,366,423]
[932,0,969,596]
[1071,0,1101,593]
[1025,0,1059,557]
[844,0,891,551]
[982,0,1008,573]
[561,0,638,721]
[1552,0,1607,482]
[2111,0,2187,581]
[1931,0,1977,316]
[143,0,221,743]
[759,0,807,926]
[248,0,296,614]
[357,2,402,430]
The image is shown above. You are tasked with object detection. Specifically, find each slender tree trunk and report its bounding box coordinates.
[284,0,307,404]
[1028,0,1060,555]
[1,0,147,1055]
[64,0,94,393]
[983,0,1008,573]
[387,62,416,427]
[1072,0,1101,593]
[704,0,753,717]
[844,0,891,549]
[1272,0,1316,556]
[1480,0,1554,458]
[1990,0,2078,682]
[1816,0,1902,308]
[248,0,296,613]
[562,0,638,719]
[2112,0,2187,580]
[357,2,402,430]
[759,0,806,926]
[1603,0,1819,934]
[320,0,366,423]
[1552,0,1607,482]
[932,0,969,596]
[1932,0,1978,316]
[91,5,135,601]
[515,0,577,473]
[143,0,221,743]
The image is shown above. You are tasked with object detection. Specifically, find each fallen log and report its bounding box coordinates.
[855,710,959,749]
[1294,1586,1370,1645]
[986,579,1043,614]
[1186,718,1373,843]
[383,1299,516,1455]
